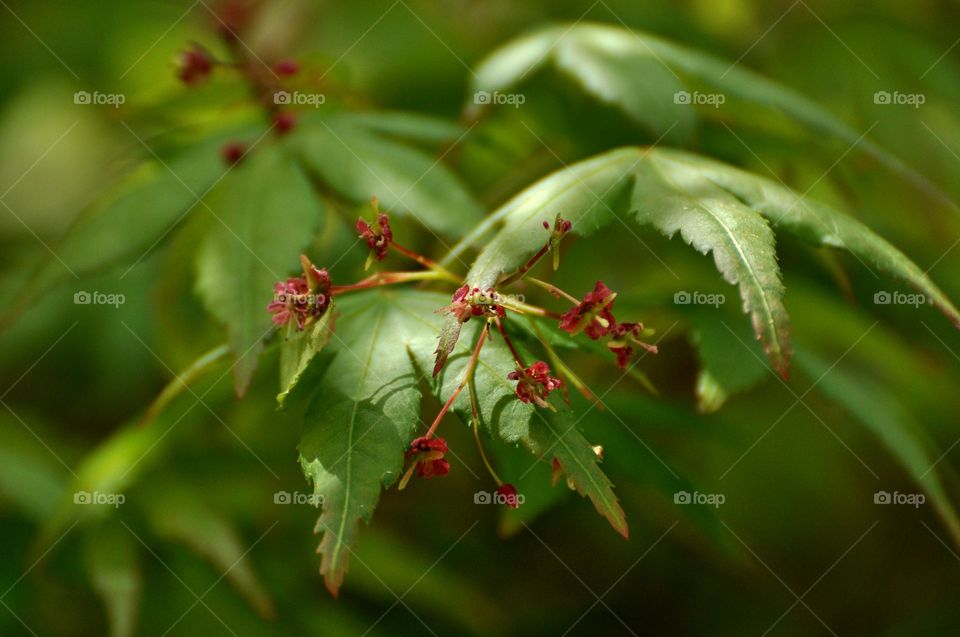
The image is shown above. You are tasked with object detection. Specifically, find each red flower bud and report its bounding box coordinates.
[273,58,299,76]
[274,111,297,134]
[221,141,246,165]
[496,483,521,509]
[176,45,214,85]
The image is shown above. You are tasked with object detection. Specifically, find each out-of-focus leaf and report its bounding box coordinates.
[493,441,568,537]
[196,141,322,396]
[37,375,221,547]
[350,529,503,633]
[0,412,70,521]
[688,309,770,412]
[467,24,695,143]
[1,126,257,332]
[295,114,483,237]
[338,111,464,144]
[794,348,960,546]
[142,484,275,618]
[84,520,141,637]
[468,23,952,207]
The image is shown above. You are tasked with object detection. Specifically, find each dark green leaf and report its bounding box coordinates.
[297,289,438,595]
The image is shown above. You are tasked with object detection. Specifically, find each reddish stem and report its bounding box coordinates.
[495,318,525,369]
[330,271,442,295]
[391,242,438,270]
[499,242,551,287]
[424,325,489,439]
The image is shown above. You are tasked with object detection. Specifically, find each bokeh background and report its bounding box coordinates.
[2,0,960,634]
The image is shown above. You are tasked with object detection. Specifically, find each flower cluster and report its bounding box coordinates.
[607,322,657,368]
[560,281,656,368]
[559,281,617,339]
[508,361,563,408]
[399,435,450,489]
[266,255,332,330]
[441,286,506,323]
[356,207,393,264]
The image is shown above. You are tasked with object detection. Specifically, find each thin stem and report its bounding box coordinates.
[527,277,580,305]
[424,324,489,439]
[389,242,461,283]
[469,375,502,485]
[498,297,562,320]
[499,241,551,287]
[141,343,231,426]
[494,317,525,369]
[330,270,446,295]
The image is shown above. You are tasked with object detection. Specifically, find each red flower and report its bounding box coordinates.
[356,212,393,263]
[176,45,214,85]
[508,361,562,408]
[266,256,332,330]
[607,322,657,369]
[559,281,617,339]
[496,483,521,509]
[399,436,450,489]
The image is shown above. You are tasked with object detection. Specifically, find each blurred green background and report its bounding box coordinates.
[2,0,960,634]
